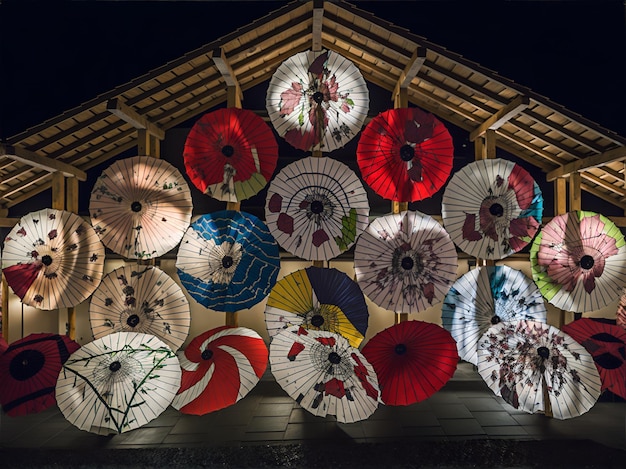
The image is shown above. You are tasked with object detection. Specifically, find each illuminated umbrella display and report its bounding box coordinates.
[617,289,626,330]
[442,158,543,260]
[265,156,369,261]
[530,210,626,313]
[361,320,458,406]
[266,49,369,152]
[265,266,369,349]
[171,326,268,415]
[0,333,79,417]
[90,155,193,260]
[357,107,454,202]
[354,210,458,314]
[89,265,191,351]
[477,320,601,420]
[56,332,181,435]
[183,107,279,203]
[269,326,380,423]
[176,210,280,312]
[441,265,548,365]
[2,208,105,310]
[562,317,626,401]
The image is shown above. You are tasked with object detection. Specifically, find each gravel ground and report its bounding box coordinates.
[1,439,625,468]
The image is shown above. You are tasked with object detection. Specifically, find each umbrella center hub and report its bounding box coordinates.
[10,350,45,381]
[580,255,595,270]
[400,144,415,162]
[491,315,501,325]
[311,314,325,327]
[395,343,407,355]
[109,361,122,372]
[222,256,234,268]
[489,202,504,217]
[312,91,324,104]
[401,256,414,270]
[310,200,324,214]
[221,145,235,157]
[328,352,341,364]
[201,349,213,360]
[126,314,140,328]
[41,254,53,266]
[131,201,142,213]
[537,346,550,359]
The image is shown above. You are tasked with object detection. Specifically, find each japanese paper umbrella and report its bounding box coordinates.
[0,333,79,417]
[562,317,626,400]
[55,331,181,435]
[477,320,601,420]
[89,265,190,351]
[90,155,193,260]
[171,326,268,415]
[265,266,369,349]
[176,210,280,312]
[442,158,543,260]
[2,208,105,310]
[269,326,380,423]
[357,107,454,202]
[183,107,279,203]
[265,156,369,261]
[617,289,626,329]
[266,49,369,152]
[441,265,548,365]
[354,210,458,314]
[361,320,458,406]
[530,210,626,313]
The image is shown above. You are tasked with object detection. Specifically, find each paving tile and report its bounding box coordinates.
[459,397,504,411]
[483,425,530,436]
[113,426,171,445]
[254,403,294,417]
[361,419,409,438]
[246,416,290,432]
[284,422,358,440]
[430,403,473,419]
[289,407,335,423]
[471,411,519,426]
[395,411,440,427]
[439,419,486,436]
[240,431,285,442]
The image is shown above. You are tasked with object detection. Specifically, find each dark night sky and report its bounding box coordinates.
[1,0,625,218]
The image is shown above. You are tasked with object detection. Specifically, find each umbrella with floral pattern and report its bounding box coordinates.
[530,210,626,313]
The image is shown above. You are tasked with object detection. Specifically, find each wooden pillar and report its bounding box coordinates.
[1,271,8,341]
[569,172,581,211]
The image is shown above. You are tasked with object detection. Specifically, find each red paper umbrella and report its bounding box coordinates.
[357,107,454,202]
[183,108,279,203]
[0,333,79,416]
[0,336,8,354]
[562,318,626,400]
[171,326,268,415]
[361,320,458,406]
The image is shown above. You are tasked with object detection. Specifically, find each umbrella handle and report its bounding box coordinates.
[541,375,553,418]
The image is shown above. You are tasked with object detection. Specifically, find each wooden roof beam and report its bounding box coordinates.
[392,47,427,105]
[312,0,324,52]
[546,146,626,181]
[469,95,530,141]
[0,144,87,181]
[106,98,166,140]
[211,47,243,105]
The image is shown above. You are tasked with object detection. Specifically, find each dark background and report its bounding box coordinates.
[1,0,625,221]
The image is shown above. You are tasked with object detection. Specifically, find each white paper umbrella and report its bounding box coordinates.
[441,265,548,365]
[477,320,601,420]
[89,265,191,351]
[265,156,370,261]
[442,158,543,260]
[266,49,369,153]
[2,208,105,310]
[90,155,193,260]
[269,326,380,423]
[354,210,458,313]
[56,332,181,435]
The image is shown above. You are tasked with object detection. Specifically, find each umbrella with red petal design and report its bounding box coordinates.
[562,317,626,400]
[357,107,454,202]
[530,210,626,313]
[0,333,79,417]
[269,325,380,423]
[171,326,268,415]
[361,320,458,406]
[266,49,369,153]
[183,108,279,203]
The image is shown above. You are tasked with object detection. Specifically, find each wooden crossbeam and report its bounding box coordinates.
[106,98,166,139]
[469,95,530,141]
[312,0,324,52]
[211,47,243,106]
[0,144,87,181]
[392,47,427,103]
[546,146,626,181]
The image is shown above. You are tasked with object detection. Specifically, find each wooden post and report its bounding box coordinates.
[1,272,8,341]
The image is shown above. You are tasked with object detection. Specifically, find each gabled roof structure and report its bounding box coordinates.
[2,0,626,222]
